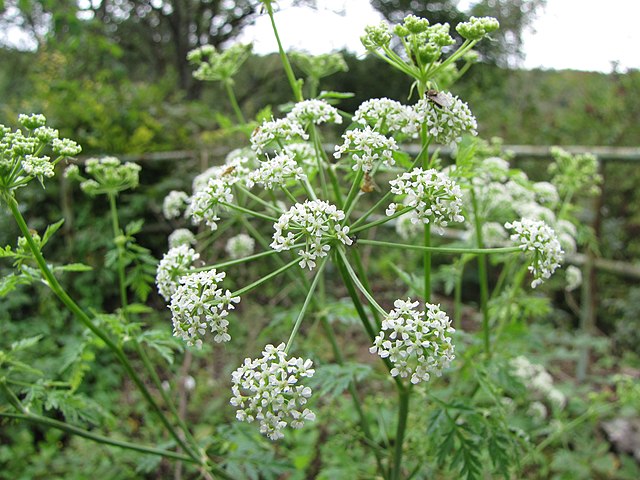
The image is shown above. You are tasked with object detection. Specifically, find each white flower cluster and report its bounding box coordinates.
[225,233,256,259]
[156,245,200,301]
[387,168,465,233]
[251,117,309,155]
[250,151,306,189]
[270,200,352,270]
[333,126,398,172]
[187,178,233,231]
[415,92,477,145]
[288,99,342,126]
[565,265,582,292]
[22,154,53,179]
[370,299,456,384]
[230,343,316,440]
[163,190,190,219]
[169,269,240,347]
[192,154,253,193]
[353,98,420,139]
[505,218,564,288]
[168,228,196,248]
[511,355,566,409]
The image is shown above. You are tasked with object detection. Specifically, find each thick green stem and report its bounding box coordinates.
[392,386,411,480]
[3,194,202,465]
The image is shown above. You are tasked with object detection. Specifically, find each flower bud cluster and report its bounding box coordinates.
[505,218,564,288]
[456,16,500,41]
[353,98,420,139]
[361,22,392,50]
[230,343,316,440]
[387,168,465,233]
[225,233,256,259]
[187,43,252,82]
[270,200,352,270]
[333,126,398,173]
[415,93,477,145]
[370,299,456,384]
[169,269,240,347]
[66,157,141,196]
[1,114,81,191]
[549,147,602,198]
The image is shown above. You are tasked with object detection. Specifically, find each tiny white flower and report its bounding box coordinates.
[251,117,309,154]
[333,126,398,172]
[414,92,477,145]
[156,245,201,301]
[163,190,190,220]
[287,99,342,126]
[168,228,197,248]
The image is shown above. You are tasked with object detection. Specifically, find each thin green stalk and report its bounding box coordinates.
[108,193,128,315]
[327,165,344,209]
[221,202,278,223]
[349,190,395,230]
[309,127,329,200]
[3,194,202,465]
[470,188,490,357]
[284,257,328,354]
[233,257,300,298]
[263,0,303,102]
[356,238,519,255]
[336,248,386,318]
[0,411,196,463]
[423,223,431,303]
[234,184,283,214]
[350,208,407,234]
[392,386,411,480]
[224,80,246,125]
[341,170,365,224]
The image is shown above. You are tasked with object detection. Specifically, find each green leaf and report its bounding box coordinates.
[0,273,33,296]
[318,90,355,99]
[138,329,183,365]
[122,303,153,315]
[11,335,43,351]
[125,219,144,236]
[0,245,15,257]
[310,363,372,399]
[54,263,93,272]
[41,219,65,247]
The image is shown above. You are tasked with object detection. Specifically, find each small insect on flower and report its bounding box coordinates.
[426,89,453,109]
[361,172,377,193]
[222,166,236,176]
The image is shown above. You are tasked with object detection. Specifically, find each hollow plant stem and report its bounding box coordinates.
[107,193,128,315]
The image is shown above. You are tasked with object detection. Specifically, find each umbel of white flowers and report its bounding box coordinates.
[230,343,316,440]
[370,299,456,384]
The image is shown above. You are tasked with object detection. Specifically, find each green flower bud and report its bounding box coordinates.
[456,16,500,41]
[403,14,429,34]
[361,22,392,50]
[18,113,46,130]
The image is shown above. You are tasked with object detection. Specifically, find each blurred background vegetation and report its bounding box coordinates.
[1,0,639,478]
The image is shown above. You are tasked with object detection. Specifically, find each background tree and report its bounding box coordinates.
[0,0,261,95]
[369,0,546,66]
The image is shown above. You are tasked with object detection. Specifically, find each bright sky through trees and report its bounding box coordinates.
[239,0,640,72]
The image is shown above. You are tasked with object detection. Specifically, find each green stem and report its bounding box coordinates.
[341,170,365,225]
[0,411,196,463]
[284,257,328,354]
[423,223,431,303]
[3,194,202,465]
[224,80,246,125]
[470,188,490,357]
[336,248,386,317]
[108,193,128,316]
[357,238,519,255]
[264,0,303,102]
[392,386,411,480]
[350,208,407,234]
[233,257,300,297]
[222,202,278,223]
